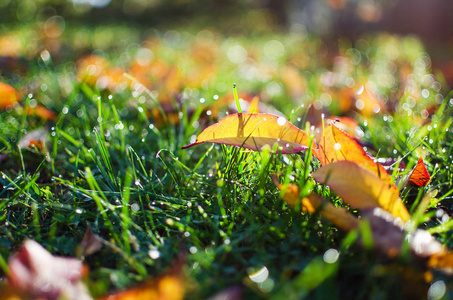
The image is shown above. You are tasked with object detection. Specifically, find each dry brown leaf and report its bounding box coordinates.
[3,239,90,300]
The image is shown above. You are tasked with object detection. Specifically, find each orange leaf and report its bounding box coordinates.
[276,183,359,232]
[409,156,430,186]
[312,160,410,222]
[182,113,314,154]
[353,84,385,115]
[0,82,18,110]
[26,105,57,120]
[314,124,388,180]
[246,96,260,113]
[97,275,184,300]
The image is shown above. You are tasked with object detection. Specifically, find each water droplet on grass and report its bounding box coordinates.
[131,203,140,212]
[428,280,446,300]
[323,248,339,264]
[148,249,160,259]
[249,266,269,283]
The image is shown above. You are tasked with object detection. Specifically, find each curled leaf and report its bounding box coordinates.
[312,160,410,222]
[409,156,430,187]
[182,113,314,154]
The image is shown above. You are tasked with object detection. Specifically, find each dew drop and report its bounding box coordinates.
[355,99,365,110]
[148,249,160,259]
[277,116,286,126]
[131,203,140,212]
[373,104,381,113]
[323,248,339,264]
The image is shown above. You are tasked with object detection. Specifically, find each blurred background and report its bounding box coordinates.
[1,0,452,114]
[2,0,453,41]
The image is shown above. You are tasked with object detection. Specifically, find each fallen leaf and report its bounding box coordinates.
[360,207,406,257]
[275,181,359,232]
[78,226,103,257]
[0,82,18,110]
[76,55,126,91]
[409,156,430,187]
[312,160,410,222]
[4,239,90,300]
[26,104,57,120]
[279,65,307,99]
[314,124,388,180]
[76,54,109,86]
[0,35,22,57]
[362,208,453,275]
[328,116,360,139]
[17,128,48,152]
[182,113,314,154]
[97,275,184,300]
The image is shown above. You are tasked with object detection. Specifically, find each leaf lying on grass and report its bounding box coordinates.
[314,124,388,180]
[312,160,410,222]
[274,179,359,232]
[97,257,185,300]
[409,156,431,187]
[0,82,18,110]
[17,128,48,152]
[97,275,185,300]
[182,113,314,154]
[0,239,90,300]
[25,105,57,121]
[276,183,453,274]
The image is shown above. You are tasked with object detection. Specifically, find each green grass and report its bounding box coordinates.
[1,25,453,299]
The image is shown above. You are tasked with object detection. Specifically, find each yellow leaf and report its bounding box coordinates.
[278,183,359,232]
[182,113,314,154]
[312,160,410,222]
